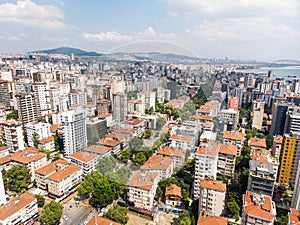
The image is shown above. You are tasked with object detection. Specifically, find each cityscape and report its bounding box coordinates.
[0,1,300,225]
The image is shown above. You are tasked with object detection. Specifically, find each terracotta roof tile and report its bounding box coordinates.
[38,136,54,144]
[219,144,238,156]
[70,152,98,163]
[11,147,46,164]
[223,130,244,141]
[196,142,219,157]
[200,179,226,192]
[249,137,267,148]
[0,192,36,220]
[141,155,173,171]
[197,214,227,225]
[84,145,111,155]
[165,184,182,198]
[156,147,185,158]
[169,134,193,142]
[87,216,121,225]
[289,209,300,225]
[0,155,11,165]
[127,171,159,191]
[47,164,81,182]
[97,138,120,147]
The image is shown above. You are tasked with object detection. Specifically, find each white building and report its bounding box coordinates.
[68,89,87,107]
[26,122,51,147]
[0,169,6,205]
[199,179,226,216]
[0,192,38,224]
[70,152,99,176]
[1,119,25,152]
[127,171,159,211]
[60,107,87,155]
[194,142,219,198]
[32,83,52,116]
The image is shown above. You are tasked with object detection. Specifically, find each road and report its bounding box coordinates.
[61,198,98,225]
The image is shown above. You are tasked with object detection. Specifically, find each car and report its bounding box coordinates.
[63,215,69,221]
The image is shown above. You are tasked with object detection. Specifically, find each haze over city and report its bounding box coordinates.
[0,0,299,60]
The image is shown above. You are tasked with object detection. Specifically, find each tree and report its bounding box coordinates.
[227,201,240,218]
[104,205,129,225]
[32,132,39,148]
[133,152,147,166]
[266,134,274,149]
[35,194,45,207]
[6,165,31,194]
[6,110,18,120]
[144,129,152,138]
[178,210,192,225]
[156,177,178,198]
[129,137,143,152]
[40,200,63,225]
[97,156,117,175]
[104,167,131,185]
[77,179,94,198]
[156,117,166,130]
[90,177,114,208]
[120,149,130,163]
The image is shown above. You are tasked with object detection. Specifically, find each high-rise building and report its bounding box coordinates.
[248,149,279,197]
[252,100,264,130]
[278,133,300,185]
[60,107,87,155]
[193,142,219,198]
[291,162,300,210]
[16,93,39,125]
[68,89,87,107]
[198,179,226,216]
[285,105,300,134]
[32,83,51,116]
[270,103,289,135]
[112,93,127,123]
[0,81,11,108]
[1,119,25,152]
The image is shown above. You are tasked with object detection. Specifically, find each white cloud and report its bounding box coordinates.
[164,0,299,18]
[82,27,177,43]
[0,0,69,29]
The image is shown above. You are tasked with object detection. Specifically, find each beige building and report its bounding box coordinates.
[217,144,237,177]
[0,192,39,225]
[140,155,173,180]
[249,137,267,150]
[35,160,82,198]
[223,130,245,156]
[272,136,283,158]
[199,179,226,216]
[252,100,265,130]
[156,147,186,169]
[127,171,160,211]
[1,119,25,152]
[169,134,194,150]
[242,191,276,225]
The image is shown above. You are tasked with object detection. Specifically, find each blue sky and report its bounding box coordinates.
[0,0,299,60]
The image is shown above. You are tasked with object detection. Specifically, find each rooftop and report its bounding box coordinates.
[127,171,159,191]
[289,209,300,225]
[87,216,121,225]
[47,163,81,182]
[219,144,238,156]
[223,130,244,141]
[165,184,182,198]
[197,213,227,225]
[84,145,111,155]
[169,134,193,142]
[156,147,185,158]
[70,151,98,163]
[11,147,46,164]
[0,192,36,220]
[141,155,173,171]
[200,179,226,192]
[249,137,267,149]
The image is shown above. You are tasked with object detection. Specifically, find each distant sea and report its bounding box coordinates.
[238,66,300,79]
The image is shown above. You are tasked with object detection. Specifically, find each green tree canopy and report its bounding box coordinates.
[97,156,117,175]
[6,110,18,120]
[144,129,152,138]
[129,137,143,152]
[227,201,240,218]
[178,210,192,225]
[120,149,130,163]
[104,167,131,185]
[6,165,31,194]
[40,201,63,225]
[133,152,147,166]
[35,194,45,207]
[90,177,114,208]
[156,117,166,130]
[104,205,129,225]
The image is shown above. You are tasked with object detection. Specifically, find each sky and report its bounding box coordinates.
[0,0,299,60]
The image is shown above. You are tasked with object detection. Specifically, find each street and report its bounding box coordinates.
[61,198,98,225]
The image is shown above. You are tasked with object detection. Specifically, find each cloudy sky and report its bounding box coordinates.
[0,0,299,60]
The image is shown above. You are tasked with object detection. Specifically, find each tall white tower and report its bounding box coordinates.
[0,169,6,205]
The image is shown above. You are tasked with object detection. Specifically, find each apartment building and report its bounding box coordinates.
[248,149,279,197]
[127,171,160,211]
[38,136,55,152]
[120,118,146,137]
[0,192,38,225]
[165,184,182,208]
[32,83,52,116]
[26,122,51,147]
[198,179,226,216]
[60,107,87,155]
[272,136,283,158]
[219,108,239,130]
[87,216,121,225]
[217,144,237,177]
[252,100,265,130]
[249,137,267,150]
[242,191,276,225]
[156,147,186,168]
[169,134,194,150]
[140,155,173,180]
[70,151,99,176]
[223,130,245,156]
[97,138,121,156]
[1,119,25,152]
[35,160,82,197]
[16,93,39,125]
[11,147,48,181]
[193,142,219,198]
[83,145,111,158]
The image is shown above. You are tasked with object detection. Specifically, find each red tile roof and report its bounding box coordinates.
[223,130,244,141]
[47,164,81,182]
[169,134,193,142]
[11,147,46,164]
[289,209,300,225]
[200,179,226,192]
[141,155,173,171]
[156,147,185,158]
[84,145,111,155]
[70,152,98,163]
[127,171,159,191]
[165,184,182,198]
[97,138,120,147]
[87,216,121,225]
[197,213,227,225]
[219,144,238,156]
